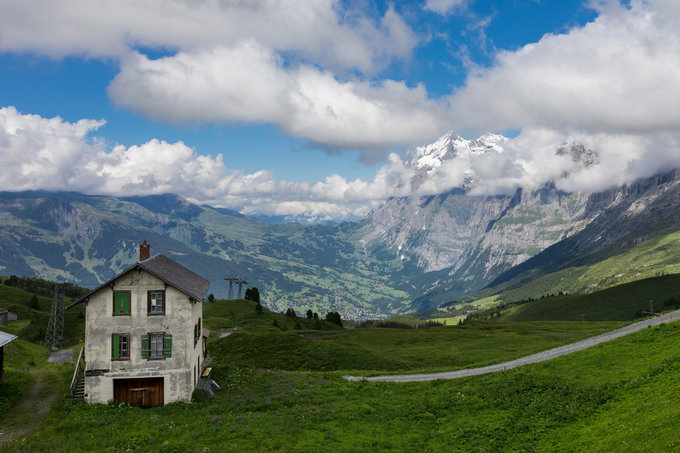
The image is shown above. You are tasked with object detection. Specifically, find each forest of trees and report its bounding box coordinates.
[3,275,89,299]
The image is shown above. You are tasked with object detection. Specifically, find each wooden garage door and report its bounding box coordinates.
[113,377,164,408]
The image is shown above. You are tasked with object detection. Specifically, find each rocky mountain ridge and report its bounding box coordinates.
[2,134,680,317]
[489,168,680,291]
[359,132,599,307]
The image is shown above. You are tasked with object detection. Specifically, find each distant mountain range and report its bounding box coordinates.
[3,133,680,318]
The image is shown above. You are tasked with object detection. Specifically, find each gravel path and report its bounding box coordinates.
[47,348,73,363]
[343,310,680,383]
[219,329,236,338]
[0,380,60,445]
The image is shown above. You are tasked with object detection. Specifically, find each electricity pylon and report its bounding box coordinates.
[225,275,239,300]
[237,278,248,299]
[44,283,65,350]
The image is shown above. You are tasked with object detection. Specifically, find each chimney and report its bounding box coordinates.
[139,240,150,261]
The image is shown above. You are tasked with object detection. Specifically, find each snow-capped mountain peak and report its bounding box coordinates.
[407,131,508,173]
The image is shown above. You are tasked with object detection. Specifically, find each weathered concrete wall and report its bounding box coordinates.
[0,310,18,322]
[83,268,203,404]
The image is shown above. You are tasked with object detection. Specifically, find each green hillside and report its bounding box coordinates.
[2,305,680,450]
[0,280,85,344]
[4,282,680,451]
[204,299,623,373]
[203,298,342,333]
[491,273,680,322]
[449,228,680,316]
[211,320,623,373]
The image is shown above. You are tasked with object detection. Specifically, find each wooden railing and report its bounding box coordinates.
[70,346,84,397]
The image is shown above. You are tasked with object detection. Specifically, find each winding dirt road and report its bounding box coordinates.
[343,310,680,383]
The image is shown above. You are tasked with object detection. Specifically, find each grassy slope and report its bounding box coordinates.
[4,291,679,451]
[497,273,680,322]
[205,300,624,373]
[212,321,624,374]
[479,228,680,306]
[203,298,343,332]
[0,283,84,427]
[5,317,680,451]
[0,338,75,446]
[531,323,680,452]
[0,339,50,417]
[0,284,85,345]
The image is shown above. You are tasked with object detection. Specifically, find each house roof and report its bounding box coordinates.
[0,330,18,348]
[139,254,211,301]
[68,254,211,308]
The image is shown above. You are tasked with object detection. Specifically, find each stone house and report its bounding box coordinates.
[68,241,210,407]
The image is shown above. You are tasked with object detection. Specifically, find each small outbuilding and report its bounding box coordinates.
[0,310,18,323]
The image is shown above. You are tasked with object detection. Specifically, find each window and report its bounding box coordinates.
[113,291,131,316]
[141,333,172,359]
[147,290,165,315]
[149,334,164,359]
[194,317,202,347]
[112,334,130,360]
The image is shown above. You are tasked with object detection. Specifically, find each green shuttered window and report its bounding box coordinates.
[164,334,172,358]
[112,334,129,360]
[113,334,119,358]
[141,334,149,359]
[142,333,171,359]
[113,291,131,315]
[193,318,202,347]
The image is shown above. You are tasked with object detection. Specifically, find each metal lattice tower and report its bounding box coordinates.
[44,283,65,350]
[237,279,248,299]
[225,275,239,300]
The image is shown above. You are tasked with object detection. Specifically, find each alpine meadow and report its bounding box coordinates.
[2,0,680,451]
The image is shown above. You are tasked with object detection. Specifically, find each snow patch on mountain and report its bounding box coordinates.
[407,132,508,173]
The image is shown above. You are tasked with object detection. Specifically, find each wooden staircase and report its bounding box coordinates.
[70,346,85,400]
[72,375,85,399]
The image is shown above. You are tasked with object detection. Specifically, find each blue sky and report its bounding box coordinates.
[1,0,678,221]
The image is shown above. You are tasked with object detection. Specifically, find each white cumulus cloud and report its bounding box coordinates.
[3,0,680,219]
[420,0,680,195]
[0,0,416,74]
[108,43,450,150]
[0,0,448,152]
[449,1,680,135]
[0,106,415,222]
[424,0,470,15]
